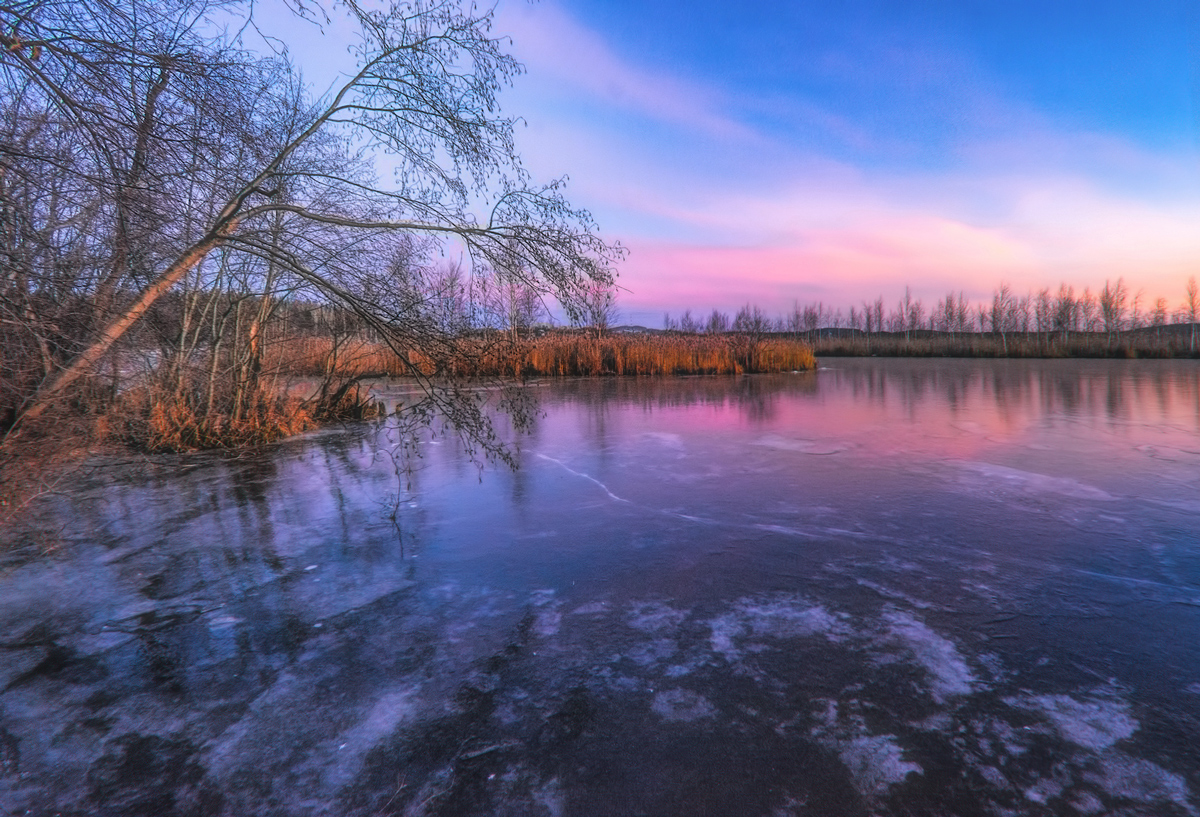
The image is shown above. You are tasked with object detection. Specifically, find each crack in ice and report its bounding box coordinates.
[535,454,631,504]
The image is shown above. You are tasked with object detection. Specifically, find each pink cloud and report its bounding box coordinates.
[487,3,1200,321]
[617,188,1200,320]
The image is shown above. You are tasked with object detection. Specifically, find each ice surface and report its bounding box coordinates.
[753,433,848,455]
[642,432,685,450]
[707,596,844,664]
[956,462,1114,501]
[5,360,1200,816]
[1086,752,1197,816]
[810,700,922,796]
[651,689,716,722]
[736,596,844,640]
[882,610,976,702]
[838,736,922,795]
[627,602,687,634]
[1005,690,1137,751]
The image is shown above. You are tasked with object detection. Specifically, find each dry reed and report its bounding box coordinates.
[114,379,318,452]
[268,331,818,378]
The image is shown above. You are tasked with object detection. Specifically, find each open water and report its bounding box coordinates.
[2,358,1199,816]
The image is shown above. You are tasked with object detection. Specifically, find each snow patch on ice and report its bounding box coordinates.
[627,602,686,634]
[883,610,975,702]
[1005,691,1137,751]
[709,613,743,662]
[857,579,935,609]
[535,609,561,638]
[810,699,921,796]
[651,688,715,722]
[958,462,1113,501]
[1008,686,1137,748]
[1024,770,1067,804]
[708,596,844,663]
[839,735,922,795]
[532,778,565,817]
[1086,752,1197,815]
[627,639,677,667]
[642,432,685,450]
[753,434,846,455]
[738,597,844,640]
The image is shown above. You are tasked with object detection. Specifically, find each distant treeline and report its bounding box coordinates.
[662,277,1200,358]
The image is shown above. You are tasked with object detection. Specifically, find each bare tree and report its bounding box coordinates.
[578,279,618,338]
[1150,296,1168,342]
[1129,289,1145,332]
[861,300,876,334]
[1099,278,1128,347]
[1181,276,1199,354]
[733,303,771,341]
[0,0,624,454]
[1015,293,1031,334]
[786,301,803,338]
[991,283,1015,354]
[1034,287,1053,348]
[678,308,700,334]
[705,308,729,334]
[1053,284,1077,343]
[955,291,972,333]
[938,292,957,335]
[896,286,915,341]
[801,302,822,342]
[1079,287,1099,333]
[906,290,924,339]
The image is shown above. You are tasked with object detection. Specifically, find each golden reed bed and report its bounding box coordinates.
[267,331,818,378]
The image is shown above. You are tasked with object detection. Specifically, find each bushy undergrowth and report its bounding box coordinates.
[113,382,316,453]
[106,367,384,453]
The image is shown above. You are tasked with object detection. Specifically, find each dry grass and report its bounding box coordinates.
[264,335,418,377]
[520,332,816,375]
[268,331,818,378]
[112,379,318,453]
[0,331,813,496]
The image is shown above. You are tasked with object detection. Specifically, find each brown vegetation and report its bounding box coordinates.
[517,332,816,376]
[0,0,621,489]
[270,330,817,379]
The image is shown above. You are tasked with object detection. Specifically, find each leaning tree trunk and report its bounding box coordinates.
[7,234,225,434]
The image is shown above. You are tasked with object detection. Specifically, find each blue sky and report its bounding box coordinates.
[262,0,1200,325]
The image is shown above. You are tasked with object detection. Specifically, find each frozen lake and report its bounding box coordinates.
[2,358,1199,816]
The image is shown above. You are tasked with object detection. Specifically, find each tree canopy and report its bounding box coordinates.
[0,0,623,449]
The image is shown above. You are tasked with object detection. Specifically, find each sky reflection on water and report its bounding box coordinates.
[2,359,1199,816]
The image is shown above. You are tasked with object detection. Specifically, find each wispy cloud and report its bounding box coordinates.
[615,171,1200,320]
[494,1,1200,323]
[496,2,753,140]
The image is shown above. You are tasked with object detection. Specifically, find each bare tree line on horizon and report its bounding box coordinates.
[662,276,1200,355]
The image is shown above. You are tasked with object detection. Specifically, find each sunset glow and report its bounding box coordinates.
[492,0,1200,325]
